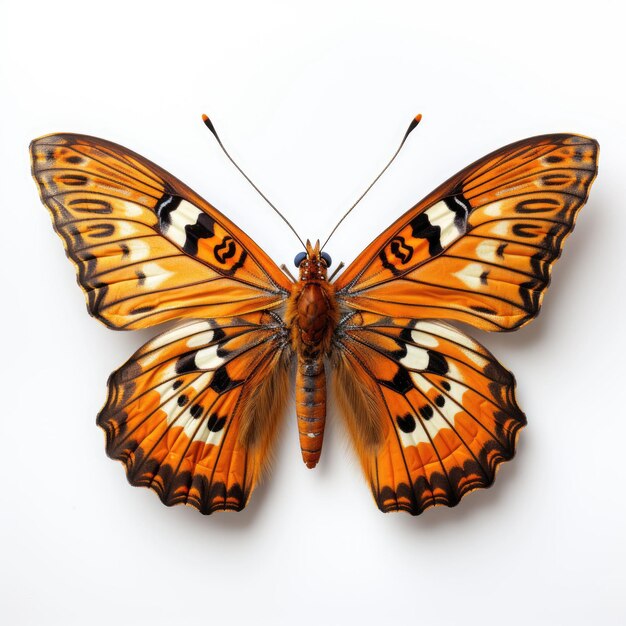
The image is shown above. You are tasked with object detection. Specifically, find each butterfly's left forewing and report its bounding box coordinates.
[31,134,291,329]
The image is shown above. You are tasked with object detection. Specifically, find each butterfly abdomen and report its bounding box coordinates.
[287,279,338,468]
[296,357,327,468]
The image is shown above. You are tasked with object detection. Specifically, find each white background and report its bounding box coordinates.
[1,1,625,624]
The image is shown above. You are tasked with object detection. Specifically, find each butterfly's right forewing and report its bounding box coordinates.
[335,134,599,330]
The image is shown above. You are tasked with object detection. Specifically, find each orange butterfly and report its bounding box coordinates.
[30,116,599,515]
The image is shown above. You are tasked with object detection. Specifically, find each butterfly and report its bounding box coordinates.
[30,116,599,515]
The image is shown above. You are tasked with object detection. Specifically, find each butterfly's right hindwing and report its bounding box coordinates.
[332,314,526,514]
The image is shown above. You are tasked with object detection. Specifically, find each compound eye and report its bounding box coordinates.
[294,251,307,267]
[321,252,332,267]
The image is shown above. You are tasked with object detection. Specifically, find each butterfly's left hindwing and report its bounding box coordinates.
[333,314,526,514]
[98,313,291,513]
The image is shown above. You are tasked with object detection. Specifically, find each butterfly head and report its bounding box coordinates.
[294,239,332,281]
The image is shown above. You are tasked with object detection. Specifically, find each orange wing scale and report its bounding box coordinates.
[98,313,290,513]
[30,134,291,330]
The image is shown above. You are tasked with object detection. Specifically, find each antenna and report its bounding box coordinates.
[201,114,307,250]
[320,114,422,251]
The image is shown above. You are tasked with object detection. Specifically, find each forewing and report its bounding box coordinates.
[31,134,291,329]
[98,313,291,513]
[335,134,599,330]
[333,313,526,514]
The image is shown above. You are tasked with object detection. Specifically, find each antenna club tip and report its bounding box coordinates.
[404,113,423,139]
[202,113,218,138]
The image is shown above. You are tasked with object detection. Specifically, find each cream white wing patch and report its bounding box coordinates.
[120,321,232,447]
[453,262,489,289]
[350,318,516,452]
[423,197,471,248]
[394,324,466,446]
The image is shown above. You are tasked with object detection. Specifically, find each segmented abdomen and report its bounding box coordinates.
[296,357,326,468]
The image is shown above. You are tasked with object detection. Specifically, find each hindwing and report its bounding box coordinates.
[98,313,292,513]
[333,314,526,514]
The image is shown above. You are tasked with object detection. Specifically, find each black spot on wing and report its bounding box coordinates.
[207,413,227,432]
[211,327,227,344]
[217,249,248,277]
[512,223,537,238]
[130,304,156,315]
[210,366,235,393]
[183,212,216,256]
[470,305,497,315]
[426,351,448,376]
[176,352,198,374]
[410,213,442,256]
[213,236,236,263]
[87,223,115,239]
[516,197,560,214]
[396,414,416,433]
[58,174,88,186]
[419,405,434,420]
[68,198,112,214]
[379,249,401,276]
[399,324,415,342]
[387,366,414,394]
[390,236,414,264]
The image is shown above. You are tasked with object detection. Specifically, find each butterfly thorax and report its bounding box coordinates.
[285,240,339,468]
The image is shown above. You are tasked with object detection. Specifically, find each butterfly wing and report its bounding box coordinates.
[98,313,292,513]
[333,314,525,514]
[334,134,599,330]
[332,133,598,513]
[31,134,292,330]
